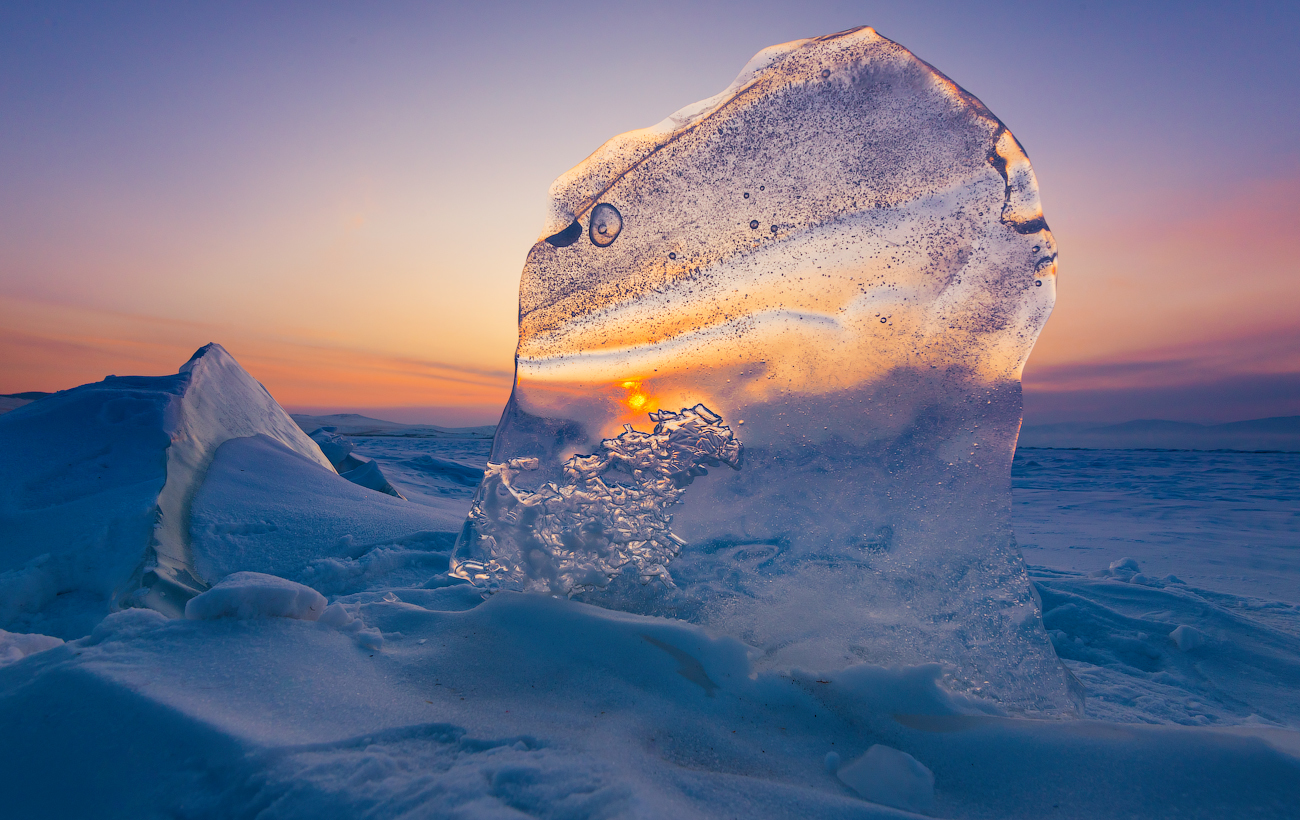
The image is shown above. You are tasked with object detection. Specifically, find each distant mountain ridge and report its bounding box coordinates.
[1019,416,1300,452]
[290,412,495,439]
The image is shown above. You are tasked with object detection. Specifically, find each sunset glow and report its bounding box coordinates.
[0,4,1295,424]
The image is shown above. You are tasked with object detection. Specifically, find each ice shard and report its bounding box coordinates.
[452,27,1074,713]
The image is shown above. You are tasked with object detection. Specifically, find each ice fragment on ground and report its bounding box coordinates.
[308,427,366,472]
[185,572,327,621]
[338,458,406,499]
[317,601,384,649]
[0,628,62,666]
[1170,624,1207,651]
[1108,557,1141,579]
[454,26,1072,713]
[309,427,405,498]
[836,744,935,814]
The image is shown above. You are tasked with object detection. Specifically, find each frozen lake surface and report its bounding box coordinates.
[1013,448,1300,603]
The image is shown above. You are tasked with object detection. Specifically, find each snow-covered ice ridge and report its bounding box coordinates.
[457,25,1072,714]
[0,344,467,637]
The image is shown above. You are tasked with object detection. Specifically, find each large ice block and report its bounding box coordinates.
[452,27,1073,713]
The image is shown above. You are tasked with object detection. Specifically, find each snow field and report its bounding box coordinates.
[2,584,1297,818]
[2,368,1298,816]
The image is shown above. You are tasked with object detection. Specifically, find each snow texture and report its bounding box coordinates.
[1013,448,1300,602]
[836,744,936,814]
[0,628,62,666]
[185,572,327,621]
[456,26,1071,714]
[1019,417,1300,452]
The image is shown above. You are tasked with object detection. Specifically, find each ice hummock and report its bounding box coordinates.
[0,344,459,635]
[0,344,334,623]
[452,26,1073,714]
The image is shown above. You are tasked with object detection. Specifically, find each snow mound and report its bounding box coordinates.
[1170,624,1208,652]
[185,572,327,621]
[837,744,936,814]
[189,434,460,584]
[0,629,63,666]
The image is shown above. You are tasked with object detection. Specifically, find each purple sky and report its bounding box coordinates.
[2,1,1297,424]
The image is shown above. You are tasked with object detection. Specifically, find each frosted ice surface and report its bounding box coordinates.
[452,27,1071,712]
[461,405,741,595]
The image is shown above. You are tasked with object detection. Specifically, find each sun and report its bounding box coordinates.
[618,380,653,413]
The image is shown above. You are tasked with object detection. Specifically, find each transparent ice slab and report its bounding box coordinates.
[452,27,1074,714]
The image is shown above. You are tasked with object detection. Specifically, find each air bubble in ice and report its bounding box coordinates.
[770,225,778,233]
[545,220,582,248]
[744,192,750,199]
[669,252,677,260]
[749,220,759,229]
[589,203,623,247]
[821,69,831,78]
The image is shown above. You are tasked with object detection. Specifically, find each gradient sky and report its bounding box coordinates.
[2,1,1297,425]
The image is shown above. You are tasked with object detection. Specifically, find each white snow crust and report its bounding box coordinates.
[0,628,62,666]
[185,572,328,621]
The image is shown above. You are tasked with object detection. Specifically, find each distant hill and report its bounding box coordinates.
[290,412,495,439]
[1019,416,1300,452]
[0,392,52,415]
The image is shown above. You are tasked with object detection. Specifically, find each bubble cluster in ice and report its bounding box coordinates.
[453,26,1073,714]
[454,405,741,595]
